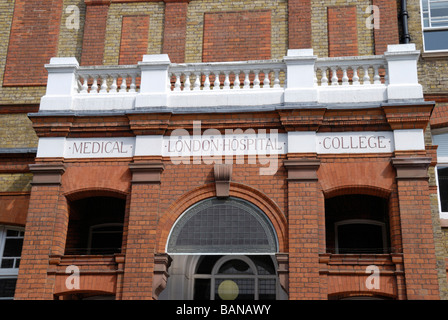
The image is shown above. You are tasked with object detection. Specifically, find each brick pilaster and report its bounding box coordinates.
[121,161,164,300]
[3,0,63,86]
[14,163,66,300]
[284,158,324,299]
[327,6,358,57]
[162,0,189,63]
[371,0,399,54]
[288,0,312,49]
[392,157,441,299]
[80,0,111,66]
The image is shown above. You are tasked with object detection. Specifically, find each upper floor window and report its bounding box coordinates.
[0,227,24,271]
[65,196,126,255]
[325,194,390,254]
[0,226,25,300]
[432,132,448,218]
[421,0,448,51]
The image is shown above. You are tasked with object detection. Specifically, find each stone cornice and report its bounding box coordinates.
[382,103,435,130]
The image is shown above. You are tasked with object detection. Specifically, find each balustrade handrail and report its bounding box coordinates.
[40,44,423,111]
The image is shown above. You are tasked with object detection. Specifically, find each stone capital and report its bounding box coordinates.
[29,163,66,185]
[283,159,320,181]
[391,157,431,180]
[129,161,165,184]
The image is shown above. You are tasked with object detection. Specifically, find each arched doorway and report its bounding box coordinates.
[161,197,286,300]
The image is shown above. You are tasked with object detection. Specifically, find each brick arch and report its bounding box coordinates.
[328,291,397,300]
[64,187,129,202]
[156,182,288,253]
[323,185,392,200]
[318,160,395,196]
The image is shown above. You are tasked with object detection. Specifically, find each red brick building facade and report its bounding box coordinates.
[1,0,448,301]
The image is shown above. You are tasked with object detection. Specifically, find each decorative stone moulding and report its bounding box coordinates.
[276,253,289,294]
[153,253,172,300]
[214,164,232,198]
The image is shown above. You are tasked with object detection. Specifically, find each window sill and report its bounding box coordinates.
[422,51,448,60]
[440,218,448,227]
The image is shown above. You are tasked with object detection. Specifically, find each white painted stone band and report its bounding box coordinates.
[36,129,424,159]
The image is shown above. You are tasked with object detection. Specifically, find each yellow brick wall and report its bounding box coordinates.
[0,173,32,193]
[57,0,87,61]
[0,0,45,105]
[406,0,448,93]
[0,114,38,149]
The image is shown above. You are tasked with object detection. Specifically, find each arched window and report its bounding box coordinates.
[65,196,125,255]
[325,194,390,254]
[167,198,278,254]
[193,255,278,300]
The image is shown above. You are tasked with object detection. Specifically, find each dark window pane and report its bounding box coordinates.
[196,256,223,274]
[337,223,384,254]
[1,258,14,268]
[194,279,211,300]
[424,30,448,51]
[0,279,17,299]
[90,231,122,255]
[438,167,448,212]
[6,230,19,237]
[218,260,253,275]
[258,279,276,300]
[3,238,23,257]
[252,256,275,275]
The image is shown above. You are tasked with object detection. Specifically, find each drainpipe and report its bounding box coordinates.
[401,0,411,43]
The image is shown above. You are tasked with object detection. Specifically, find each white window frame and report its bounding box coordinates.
[334,219,387,254]
[435,161,448,219]
[432,130,448,219]
[0,226,25,300]
[420,0,448,52]
[0,226,24,275]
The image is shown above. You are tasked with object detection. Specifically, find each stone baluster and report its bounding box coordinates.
[203,72,210,91]
[273,69,281,88]
[213,71,220,90]
[193,72,201,91]
[243,70,251,89]
[352,66,360,86]
[233,71,240,90]
[363,65,371,85]
[223,71,231,90]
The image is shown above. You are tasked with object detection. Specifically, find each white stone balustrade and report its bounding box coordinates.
[39,44,423,112]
